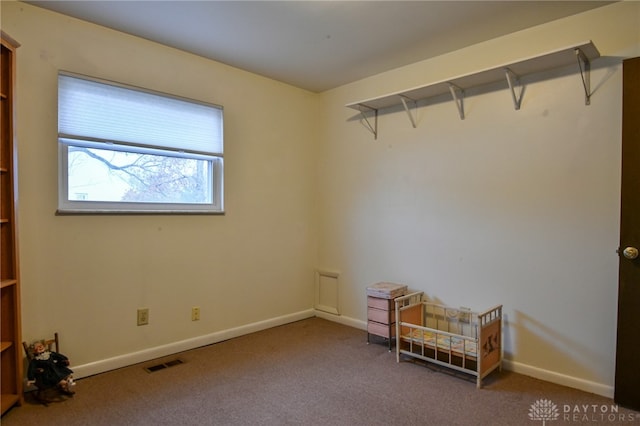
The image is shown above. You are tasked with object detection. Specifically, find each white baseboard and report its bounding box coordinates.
[314,310,366,330]
[317,312,614,399]
[502,359,614,399]
[73,309,614,400]
[73,309,316,379]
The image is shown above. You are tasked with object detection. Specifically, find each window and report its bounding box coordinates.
[57,72,223,214]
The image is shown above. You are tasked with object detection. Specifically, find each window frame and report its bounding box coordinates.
[56,71,224,215]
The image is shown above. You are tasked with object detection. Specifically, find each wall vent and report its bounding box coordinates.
[315,269,340,315]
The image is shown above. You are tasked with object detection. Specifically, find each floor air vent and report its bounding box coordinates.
[144,358,184,373]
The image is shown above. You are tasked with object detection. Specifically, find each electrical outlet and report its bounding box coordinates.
[191,306,200,321]
[137,308,149,326]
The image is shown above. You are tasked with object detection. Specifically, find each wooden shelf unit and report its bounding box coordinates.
[1,31,22,417]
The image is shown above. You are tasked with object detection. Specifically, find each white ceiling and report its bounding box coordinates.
[25,1,614,92]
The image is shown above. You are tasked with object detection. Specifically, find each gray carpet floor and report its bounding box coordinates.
[2,317,638,425]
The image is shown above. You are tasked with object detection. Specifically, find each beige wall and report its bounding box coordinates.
[3,0,640,398]
[3,1,319,371]
[318,1,639,397]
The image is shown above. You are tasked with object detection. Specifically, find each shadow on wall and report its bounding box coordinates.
[506,310,610,382]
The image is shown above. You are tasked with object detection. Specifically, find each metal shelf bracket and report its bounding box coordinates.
[448,83,465,120]
[504,68,524,110]
[399,95,418,128]
[346,42,600,137]
[357,104,378,139]
[575,48,592,105]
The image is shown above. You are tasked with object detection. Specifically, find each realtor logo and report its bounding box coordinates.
[528,399,637,423]
[529,399,560,425]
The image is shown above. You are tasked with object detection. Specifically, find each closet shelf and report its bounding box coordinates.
[346,41,600,138]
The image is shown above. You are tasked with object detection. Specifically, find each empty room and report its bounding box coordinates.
[1,1,639,424]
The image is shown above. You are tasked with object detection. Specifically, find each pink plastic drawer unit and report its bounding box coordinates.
[366,282,407,350]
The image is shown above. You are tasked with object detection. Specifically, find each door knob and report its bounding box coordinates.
[621,246,639,260]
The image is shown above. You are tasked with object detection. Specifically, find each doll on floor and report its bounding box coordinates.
[27,341,75,396]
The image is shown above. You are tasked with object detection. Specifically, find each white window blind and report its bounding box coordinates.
[58,73,223,155]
